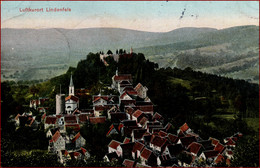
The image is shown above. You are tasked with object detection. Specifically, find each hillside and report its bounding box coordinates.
[1,26,258,83]
[136,25,259,83]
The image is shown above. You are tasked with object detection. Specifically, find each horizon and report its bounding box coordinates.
[1,25,258,33]
[1,1,259,32]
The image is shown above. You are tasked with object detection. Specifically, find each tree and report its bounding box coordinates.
[107,50,113,55]
[231,136,259,167]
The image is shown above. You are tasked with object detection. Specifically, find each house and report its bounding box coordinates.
[177,136,197,149]
[72,132,86,149]
[123,137,131,144]
[187,142,205,156]
[44,116,58,130]
[119,81,133,93]
[125,106,135,120]
[152,112,164,122]
[46,128,60,138]
[150,135,168,152]
[132,141,145,159]
[122,159,137,167]
[131,128,147,142]
[108,140,122,156]
[163,144,183,158]
[49,131,65,152]
[106,124,120,136]
[132,110,146,123]
[198,140,215,150]
[134,83,148,99]
[209,137,219,146]
[177,123,192,135]
[140,147,157,166]
[65,95,79,114]
[199,150,219,163]
[214,142,226,154]
[118,142,135,158]
[92,96,109,106]
[110,112,127,122]
[111,72,132,90]
[167,133,179,144]
[157,154,174,166]
[103,152,119,162]
[64,115,77,125]
[139,117,149,128]
[30,97,49,109]
[89,116,106,124]
[213,154,225,165]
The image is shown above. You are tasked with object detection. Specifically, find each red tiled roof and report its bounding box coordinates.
[108,140,121,150]
[139,117,148,126]
[180,123,190,132]
[93,96,109,103]
[118,123,124,131]
[209,137,219,146]
[72,132,82,143]
[133,129,147,140]
[132,110,144,118]
[65,95,79,102]
[164,123,173,132]
[215,154,225,164]
[179,136,197,148]
[49,130,61,143]
[136,105,153,112]
[94,105,106,111]
[203,150,219,159]
[120,100,136,106]
[106,125,115,136]
[152,112,163,121]
[123,159,136,167]
[64,115,77,123]
[214,143,226,154]
[123,137,131,144]
[45,116,57,124]
[225,138,236,146]
[114,74,132,81]
[158,130,168,137]
[78,114,89,123]
[134,83,143,91]
[187,142,203,155]
[151,135,167,147]
[65,124,80,131]
[140,147,153,160]
[69,152,81,158]
[89,116,106,124]
[80,147,87,155]
[167,133,179,144]
[132,142,145,153]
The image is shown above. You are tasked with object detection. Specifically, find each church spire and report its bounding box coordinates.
[69,73,74,87]
[69,73,74,96]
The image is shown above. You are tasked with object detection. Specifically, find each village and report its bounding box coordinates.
[13,51,243,167]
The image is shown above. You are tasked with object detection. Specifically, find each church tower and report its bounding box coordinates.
[69,74,74,96]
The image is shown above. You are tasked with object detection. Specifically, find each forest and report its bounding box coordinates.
[1,51,259,167]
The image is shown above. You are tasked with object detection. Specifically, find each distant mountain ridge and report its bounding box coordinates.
[1,25,258,83]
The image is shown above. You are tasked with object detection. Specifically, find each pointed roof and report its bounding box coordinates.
[49,130,61,143]
[69,74,74,86]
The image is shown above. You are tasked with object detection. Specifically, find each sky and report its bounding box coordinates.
[1,1,259,32]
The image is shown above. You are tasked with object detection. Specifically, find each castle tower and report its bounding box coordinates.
[56,94,65,115]
[130,47,133,54]
[69,74,74,96]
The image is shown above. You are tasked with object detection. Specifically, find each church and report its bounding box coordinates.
[56,74,79,115]
[65,74,79,114]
